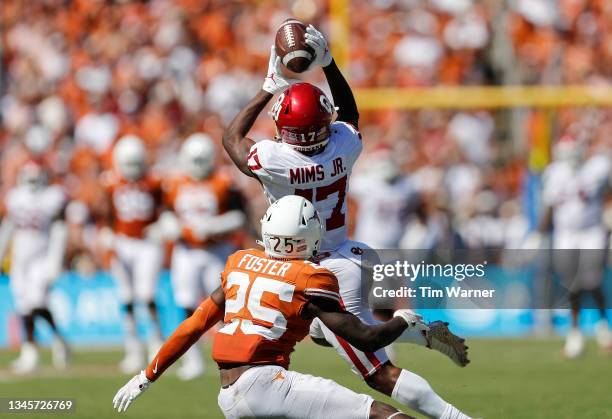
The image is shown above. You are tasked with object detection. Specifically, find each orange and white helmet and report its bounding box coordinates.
[260,195,323,259]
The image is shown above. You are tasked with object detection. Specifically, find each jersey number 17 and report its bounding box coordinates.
[294,175,347,231]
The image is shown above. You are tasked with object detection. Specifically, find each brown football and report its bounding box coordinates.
[274,19,314,73]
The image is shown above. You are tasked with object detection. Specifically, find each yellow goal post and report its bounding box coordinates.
[327,0,612,171]
[328,1,612,110]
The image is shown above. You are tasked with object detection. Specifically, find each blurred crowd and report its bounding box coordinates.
[1,0,612,259]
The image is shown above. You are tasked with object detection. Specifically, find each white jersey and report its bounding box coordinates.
[248,121,362,251]
[5,184,66,264]
[542,155,610,231]
[350,175,419,248]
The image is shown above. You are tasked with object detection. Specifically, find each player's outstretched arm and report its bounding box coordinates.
[304,298,428,353]
[145,287,225,381]
[222,90,271,177]
[305,25,359,128]
[223,46,297,177]
[112,288,225,413]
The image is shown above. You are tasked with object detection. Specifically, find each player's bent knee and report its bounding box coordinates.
[365,363,401,396]
[369,401,414,419]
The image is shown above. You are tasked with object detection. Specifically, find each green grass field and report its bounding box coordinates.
[0,339,610,419]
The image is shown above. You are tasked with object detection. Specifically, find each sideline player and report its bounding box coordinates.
[222,25,470,418]
[0,163,70,373]
[101,135,164,373]
[114,195,428,418]
[541,136,612,357]
[161,133,247,380]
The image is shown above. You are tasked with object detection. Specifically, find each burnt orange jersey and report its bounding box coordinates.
[212,248,340,369]
[163,174,237,247]
[101,171,161,238]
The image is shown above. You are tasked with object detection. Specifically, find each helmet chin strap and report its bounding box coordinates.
[258,239,315,261]
[282,138,330,154]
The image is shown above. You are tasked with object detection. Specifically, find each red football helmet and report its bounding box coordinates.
[270,83,335,153]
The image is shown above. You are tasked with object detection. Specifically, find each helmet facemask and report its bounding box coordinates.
[259,195,323,260]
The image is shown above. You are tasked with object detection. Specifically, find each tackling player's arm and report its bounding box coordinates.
[145,286,225,381]
[305,25,359,129]
[113,287,225,412]
[303,298,426,353]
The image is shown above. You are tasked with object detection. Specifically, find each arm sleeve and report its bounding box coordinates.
[323,60,359,127]
[303,270,341,303]
[145,297,223,381]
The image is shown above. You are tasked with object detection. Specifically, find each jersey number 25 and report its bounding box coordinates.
[218,271,295,340]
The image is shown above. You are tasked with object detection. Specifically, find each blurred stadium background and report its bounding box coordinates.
[1,0,612,418]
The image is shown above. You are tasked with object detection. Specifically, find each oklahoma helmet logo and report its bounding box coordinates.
[319,95,334,114]
[270,93,285,121]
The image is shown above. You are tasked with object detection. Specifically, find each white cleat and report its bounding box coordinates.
[51,338,70,370]
[425,321,470,367]
[594,320,612,352]
[11,342,39,375]
[563,328,585,359]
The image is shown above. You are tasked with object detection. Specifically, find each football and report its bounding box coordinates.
[274,19,314,73]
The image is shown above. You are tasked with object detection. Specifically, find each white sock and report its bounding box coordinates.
[391,369,468,419]
[441,403,471,419]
